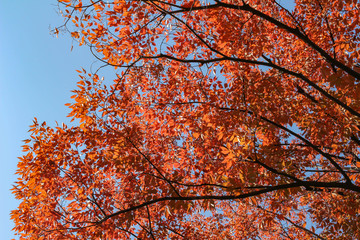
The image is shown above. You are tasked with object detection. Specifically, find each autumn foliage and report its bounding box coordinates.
[12,0,360,239]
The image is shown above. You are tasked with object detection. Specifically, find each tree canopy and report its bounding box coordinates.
[12,0,360,239]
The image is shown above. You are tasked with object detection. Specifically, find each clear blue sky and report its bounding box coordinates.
[0,1,295,239]
[0,1,94,238]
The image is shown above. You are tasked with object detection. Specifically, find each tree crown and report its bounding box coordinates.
[12,0,360,239]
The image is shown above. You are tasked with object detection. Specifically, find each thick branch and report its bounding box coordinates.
[97,180,360,225]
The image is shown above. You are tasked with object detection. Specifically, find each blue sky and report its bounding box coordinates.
[0,1,94,238]
[0,1,295,238]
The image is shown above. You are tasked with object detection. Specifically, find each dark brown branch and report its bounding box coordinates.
[96,180,360,224]
[141,54,269,66]
[98,182,303,224]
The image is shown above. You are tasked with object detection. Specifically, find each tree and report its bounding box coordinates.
[12,0,360,239]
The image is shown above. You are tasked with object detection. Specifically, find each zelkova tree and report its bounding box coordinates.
[12,0,360,239]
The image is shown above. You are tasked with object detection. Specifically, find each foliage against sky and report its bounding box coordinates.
[12,0,360,239]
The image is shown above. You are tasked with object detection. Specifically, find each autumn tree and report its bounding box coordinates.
[12,0,360,239]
